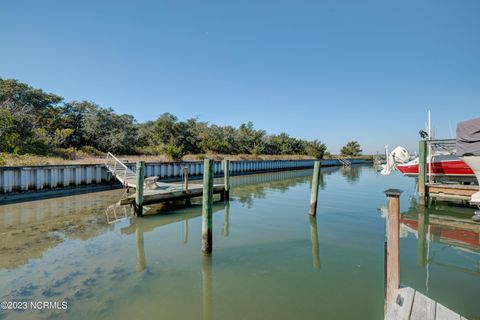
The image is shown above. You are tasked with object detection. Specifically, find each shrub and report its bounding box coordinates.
[163,144,185,161]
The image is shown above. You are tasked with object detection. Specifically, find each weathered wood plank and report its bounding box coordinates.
[384,287,415,320]
[410,291,435,320]
[426,183,479,191]
[436,303,460,320]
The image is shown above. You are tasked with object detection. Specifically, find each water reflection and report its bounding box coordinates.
[309,216,320,269]
[230,168,329,208]
[183,219,189,244]
[201,255,213,320]
[221,202,230,237]
[9,165,479,319]
[339,165,362,184]
[135,224,147,272]
[0,192,116,270]
[400,203,480,298]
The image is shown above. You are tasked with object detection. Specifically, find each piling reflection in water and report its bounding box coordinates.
[399,203,480,297]
[340,165,362,184]
[309,216,320,269]
[135,223,147,272]
[183,219,189,244]
[417,206,428,267]
[201,255,213,320]
[221,202,230,237]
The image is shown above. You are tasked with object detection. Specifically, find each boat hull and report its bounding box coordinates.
[397,160,474,177]
[460,156,480,204]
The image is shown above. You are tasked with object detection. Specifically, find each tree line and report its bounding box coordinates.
[0,78,362,160]
[0,78,326,159]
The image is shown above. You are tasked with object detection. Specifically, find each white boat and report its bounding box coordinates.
[456,118,480,206]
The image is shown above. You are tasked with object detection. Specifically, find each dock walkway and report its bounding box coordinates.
[426,183,479,204]
[385,287,469,320]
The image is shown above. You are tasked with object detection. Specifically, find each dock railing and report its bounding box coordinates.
[105,152,134,187]
[425,139,457,184]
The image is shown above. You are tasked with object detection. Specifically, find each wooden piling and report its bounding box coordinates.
[202,159,214,254]
[309,161,321,216]
[183,166,189,191]
[418,140,427,206]
[184,166,191,206]
[223,160,230,200]
[135,161,145,216]
[384,188,402,310]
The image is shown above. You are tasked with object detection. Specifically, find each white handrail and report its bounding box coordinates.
[105,152,129,171]
[105,152,136,187]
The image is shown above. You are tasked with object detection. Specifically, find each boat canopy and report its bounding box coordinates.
[456,118,480,156]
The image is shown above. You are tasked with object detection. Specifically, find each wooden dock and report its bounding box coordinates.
[119,183,225,205]
[105,153,228,213]
[385,287,469,320]
[383,190,471,320]
[426,183,479,204]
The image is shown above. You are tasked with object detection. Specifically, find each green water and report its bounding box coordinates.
[0,166,478,320]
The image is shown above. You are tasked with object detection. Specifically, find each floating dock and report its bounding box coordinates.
[385,287,469,320]
[118,183,225,206]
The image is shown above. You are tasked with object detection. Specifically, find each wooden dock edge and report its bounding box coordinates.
[385,287,469,320]
[426,183,479,205]
[119,184,225,205]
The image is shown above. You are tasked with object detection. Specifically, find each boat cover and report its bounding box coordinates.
[456,118,480,156]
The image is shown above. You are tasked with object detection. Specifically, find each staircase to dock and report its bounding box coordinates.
[338,158,351,166]
[105,152,137,188]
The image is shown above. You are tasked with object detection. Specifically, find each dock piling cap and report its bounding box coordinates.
[384,189,402,197]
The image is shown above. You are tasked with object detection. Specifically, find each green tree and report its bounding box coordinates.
[0,108,20,153]
[0,78,64,153]
[302,140,327,159]
[340,141,362,157]
[0,78,332,159]
[236,122,266,154]
[81,106,138,154]
[59,101,96,148]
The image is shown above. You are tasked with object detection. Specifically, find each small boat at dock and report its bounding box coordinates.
[396,154,474,179]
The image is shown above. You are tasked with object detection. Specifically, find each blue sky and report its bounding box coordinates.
[1,0,479,154]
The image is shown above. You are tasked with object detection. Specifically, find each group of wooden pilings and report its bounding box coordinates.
[132,159,231,255]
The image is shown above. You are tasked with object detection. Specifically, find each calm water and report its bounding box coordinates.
[0,166,479,320]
